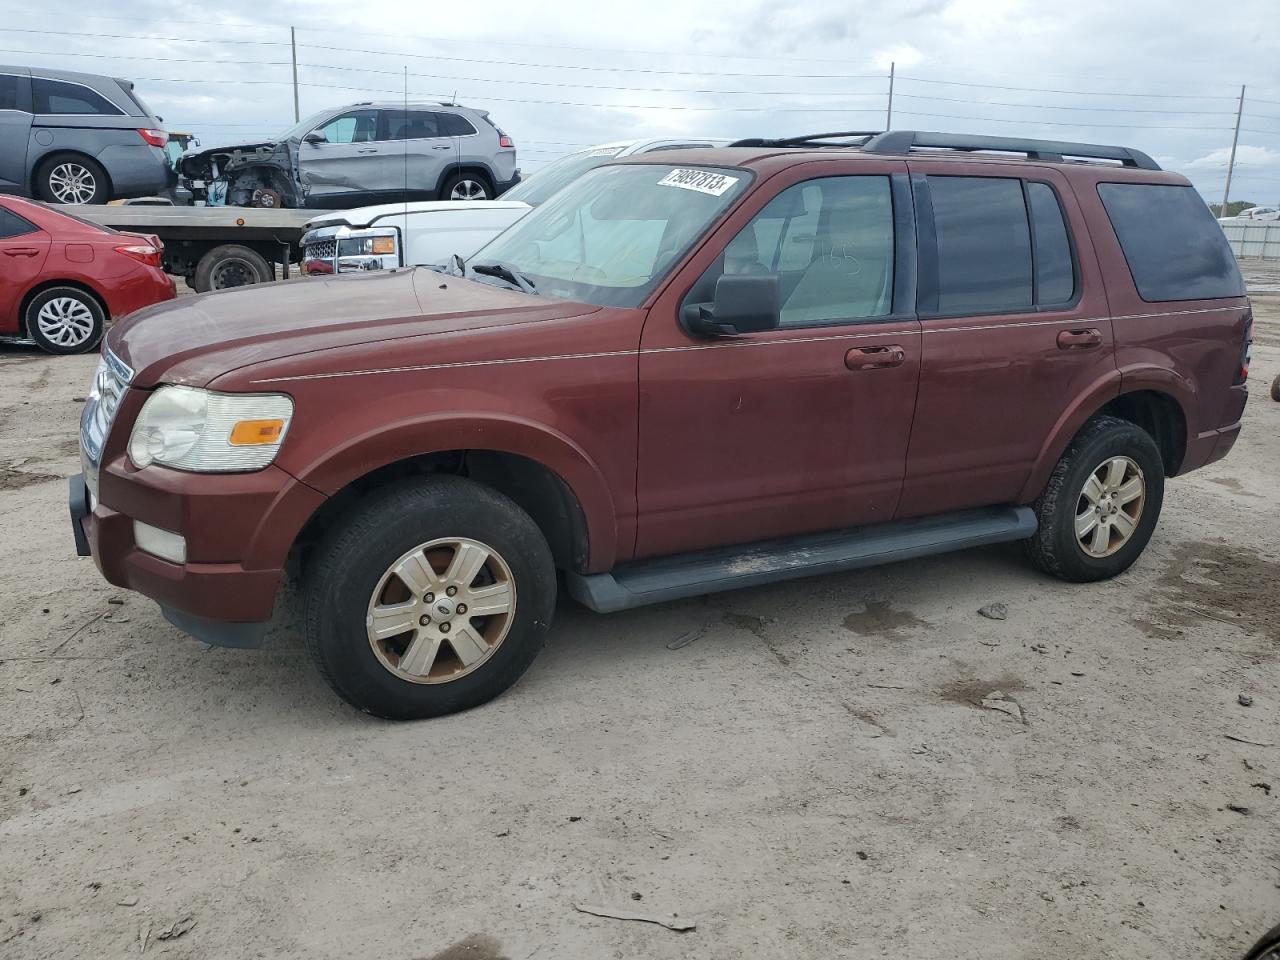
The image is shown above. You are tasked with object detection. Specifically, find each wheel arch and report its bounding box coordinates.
[1018,375,1190,502]
[30,149,114,200]
[289,448,594,580]
[435,163,496,198]
[18,278,110,336]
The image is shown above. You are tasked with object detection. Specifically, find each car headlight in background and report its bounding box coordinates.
[338,234,396,257]
[128,386,294,472]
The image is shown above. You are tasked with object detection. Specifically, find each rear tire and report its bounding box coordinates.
[1025,415,1165,582]
[303,477,556,720]
[440,171,493,201]
[24,286,106,354]
[1271,372,1280,402]
[35,154,109,205]
[193,244,273,292]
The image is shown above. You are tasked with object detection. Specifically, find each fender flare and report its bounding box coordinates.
[1016,365,1195,503]
[290,411,621,570]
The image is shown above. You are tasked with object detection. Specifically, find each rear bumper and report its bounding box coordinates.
[1181,421,1243,474]
[97,144,171,198]
[103,266,175,319]
[494,172,520,196]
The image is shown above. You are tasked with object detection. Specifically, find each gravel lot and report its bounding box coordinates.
[1,270,1278,960]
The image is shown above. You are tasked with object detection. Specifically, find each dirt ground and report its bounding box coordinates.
[1,270,1278,960]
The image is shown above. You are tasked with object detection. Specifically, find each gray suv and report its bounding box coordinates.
[180,101,519,209]
[0,65,171,205]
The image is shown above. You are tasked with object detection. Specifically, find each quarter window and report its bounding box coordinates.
[722,176,895,325]
[436,113,477,137]
[32,78,123,116]
[929,176,1032,314]
[1098,182,1245,302]
[0,207,38,238]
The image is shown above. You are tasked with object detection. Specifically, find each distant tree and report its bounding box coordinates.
[1208,200,1258,218]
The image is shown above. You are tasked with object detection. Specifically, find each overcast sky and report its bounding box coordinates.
[4,0,1278,203]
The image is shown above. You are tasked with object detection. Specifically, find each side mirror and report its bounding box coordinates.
[682,273,781,337]
[303,131,327,145]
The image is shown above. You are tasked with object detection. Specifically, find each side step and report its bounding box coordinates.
[566,506,1037,614]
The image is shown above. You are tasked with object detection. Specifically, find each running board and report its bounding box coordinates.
[566,506,1037,614]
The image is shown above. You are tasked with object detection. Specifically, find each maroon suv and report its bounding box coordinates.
[70,131,1250,719]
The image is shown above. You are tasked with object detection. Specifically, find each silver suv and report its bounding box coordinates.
[180,101,519,209]
[0,65,171,205]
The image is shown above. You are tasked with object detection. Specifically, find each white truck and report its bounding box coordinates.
[298,138,729,275]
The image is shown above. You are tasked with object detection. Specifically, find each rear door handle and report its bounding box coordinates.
[356,147,378,154]
[2,248,40,258]
[846,344,906,370]
[1057,328,1103,349]
[431,145,452,151]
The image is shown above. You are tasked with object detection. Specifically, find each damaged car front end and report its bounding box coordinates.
[179,139,305,209]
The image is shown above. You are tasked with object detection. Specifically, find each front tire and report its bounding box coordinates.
[24,286,106,354]
[303,477,556,720]
[35,154,109,205]
[1025,415,1165,582]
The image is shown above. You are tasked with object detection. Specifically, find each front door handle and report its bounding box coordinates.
[2,248,40,258]
[846,344,906,370]
[356,147,378,154]
[432,145,452,151]
[1057,328,1103,349]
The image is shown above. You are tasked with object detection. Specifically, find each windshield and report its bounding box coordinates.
[470,163,749,307]
[502,146,629,206]
[276,110,334,141]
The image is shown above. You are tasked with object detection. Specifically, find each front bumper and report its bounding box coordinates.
[69,451,325,646]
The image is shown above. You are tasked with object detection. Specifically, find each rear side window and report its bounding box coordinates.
[1027,182,1075,304]
[437,113,477,137]
[1098,183,1245,301]
[0,74,21,111]
[929,176,1033,314]
[381,109,439,141]
[0,207,38,238]
[32,78,124,116]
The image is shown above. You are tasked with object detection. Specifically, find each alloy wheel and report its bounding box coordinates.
[450,179,487,200]
[48,163,97,204]
[1075,456,1146,558]
[35,297,96,348]
[366,537,516,683]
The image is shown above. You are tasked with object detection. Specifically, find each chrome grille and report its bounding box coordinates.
[306,239,337,260]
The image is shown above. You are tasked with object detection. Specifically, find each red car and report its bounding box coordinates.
[0,195,174,355]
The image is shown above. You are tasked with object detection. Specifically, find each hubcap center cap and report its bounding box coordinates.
[433,597,456,619]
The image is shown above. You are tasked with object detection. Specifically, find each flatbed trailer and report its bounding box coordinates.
[57,204,316,293]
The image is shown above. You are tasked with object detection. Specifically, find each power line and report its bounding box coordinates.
[896,74,1238,101]
[894,92,1231,116]
[0,26,287,45]
[895,109,1233,132]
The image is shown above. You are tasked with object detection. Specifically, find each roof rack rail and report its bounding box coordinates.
[728,131,882,148]
[860,131,1161,170]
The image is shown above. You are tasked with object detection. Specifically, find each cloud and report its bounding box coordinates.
[1185,145,1280,169]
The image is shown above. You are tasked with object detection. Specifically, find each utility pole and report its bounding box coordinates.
[290,27,300,122]
[1221,84,1245,217]
[886,62,895,131]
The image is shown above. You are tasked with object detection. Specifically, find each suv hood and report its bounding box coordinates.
[108,268,599,389]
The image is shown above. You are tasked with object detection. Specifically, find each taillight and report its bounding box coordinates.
[1235,311,1253,384]
[115,244,163,268]
[137,128,168,148]
[499,135,513,149]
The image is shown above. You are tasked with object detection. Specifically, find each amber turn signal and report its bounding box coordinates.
[370,236,396,255]
[228,419,286,446]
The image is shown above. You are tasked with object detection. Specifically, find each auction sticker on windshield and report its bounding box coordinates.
[658,168,740,197]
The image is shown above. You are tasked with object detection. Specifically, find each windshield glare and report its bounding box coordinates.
[502,146,626,206]
[277,110,333,141]
[470,163,749,307]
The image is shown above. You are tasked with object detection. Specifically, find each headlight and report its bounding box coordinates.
[128,386,294,472]
[338,234,397,256]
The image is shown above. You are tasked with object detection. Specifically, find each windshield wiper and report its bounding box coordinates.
[470,260,538,295]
